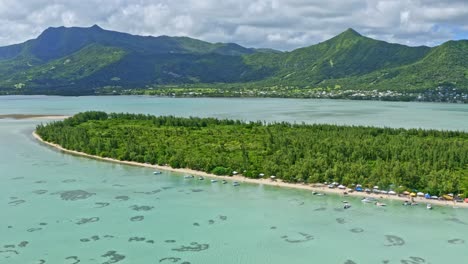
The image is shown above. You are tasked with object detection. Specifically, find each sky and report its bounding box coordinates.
[0,0,468,51]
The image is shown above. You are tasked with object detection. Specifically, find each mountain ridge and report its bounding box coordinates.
[0,25,467,98]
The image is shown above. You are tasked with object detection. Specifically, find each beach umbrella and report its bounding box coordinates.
[417,192,424,197]
[356,184,362,187]
[465,198,468,203]
[355,187,363,192]
[380,190,388,194]
[232,171,238,175]
[388,191,396,195]
[410,192,417,197]
[259,173,265,177]
[338,185,346,189]
[431,196,438,199]
[373,186,379,189]
[403,191,410,195]
[424,193,431,199]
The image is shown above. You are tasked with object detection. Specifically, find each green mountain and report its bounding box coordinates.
[0,25,467,96]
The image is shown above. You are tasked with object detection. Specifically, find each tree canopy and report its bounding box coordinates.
[36,111,468,196]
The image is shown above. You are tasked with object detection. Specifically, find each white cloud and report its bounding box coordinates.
[0,0,467,50]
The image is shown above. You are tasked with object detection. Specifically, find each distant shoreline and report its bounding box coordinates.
[32,131,468,209]
[0,114,70,120]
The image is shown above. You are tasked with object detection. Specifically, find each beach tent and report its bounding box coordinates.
[465,198,468,203]
[388,191,396,195]
[410,192,417,197]
[431,196,438,199]
[355,187,363,192]
[417,192,424,197]
[403,191,410,195]
[338,185,346,189]
[424,193,431,199]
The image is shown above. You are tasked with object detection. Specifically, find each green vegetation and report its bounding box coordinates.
[1,26,467,101]
[36,111,468,196]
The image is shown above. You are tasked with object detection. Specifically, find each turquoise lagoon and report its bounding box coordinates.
[1,96,467,263]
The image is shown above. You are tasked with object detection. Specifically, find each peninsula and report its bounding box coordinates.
[34,111,468,206]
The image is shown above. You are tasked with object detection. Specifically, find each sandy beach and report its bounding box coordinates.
[32,131,468,209]
[0,114,70,120]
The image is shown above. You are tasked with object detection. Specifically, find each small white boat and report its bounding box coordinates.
[361,197,378,203]
[232,181,240,186]
[153,171,162,175]
[211,179,217,183]
[184,175,194,179]
[198,176,204,180]
[344,203,352,209]
[375,202,386,207]
[426,204,433,210]
[222,180,228,184]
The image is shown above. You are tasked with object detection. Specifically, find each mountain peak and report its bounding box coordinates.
[90,24,103,30]
[340,28,362,37]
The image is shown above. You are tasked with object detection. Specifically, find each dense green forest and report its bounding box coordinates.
[36,111,468,196]
[1,25,467,100]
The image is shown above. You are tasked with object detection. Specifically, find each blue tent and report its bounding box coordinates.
[355,187,363,192]
[424,193,431,199]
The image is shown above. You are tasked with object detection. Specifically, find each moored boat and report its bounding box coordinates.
[361,197,378,203]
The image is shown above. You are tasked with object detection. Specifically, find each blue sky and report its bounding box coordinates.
[0,0,467,50]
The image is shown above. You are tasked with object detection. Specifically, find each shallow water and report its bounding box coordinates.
[1,96,468,263]
[0,95,467,131]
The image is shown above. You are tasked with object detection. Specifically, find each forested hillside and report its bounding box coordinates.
[0,26,467,99]
[36,112,468,196]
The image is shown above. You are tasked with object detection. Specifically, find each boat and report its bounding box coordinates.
[375,202,386,207]
[222,180,228,184]
[232,181,240,186]
[153,171,162,175]
[198,176,204,180]
[403,201,411,206]
[344,203,352,209]
[211,179,217,183]
[184,175,194,179]
[361,197,378,203]
[426,204,433,210]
